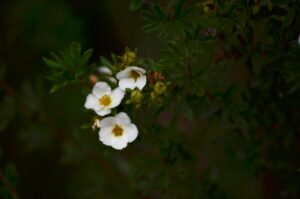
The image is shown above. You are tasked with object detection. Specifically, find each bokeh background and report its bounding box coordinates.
[1,0,300,199]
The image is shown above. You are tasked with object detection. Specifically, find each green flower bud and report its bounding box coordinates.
[154,81,167,95]
[203,0,216,14]
[130,90,143,104]
[122,51,137,65]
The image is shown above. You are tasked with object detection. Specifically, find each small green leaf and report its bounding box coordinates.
[195,86,205,98]
[153,4,166,20]
[141,10,157,21]
[43,57,62,69]
[100,56,112,67]
[82,49,93,63]
[81,123,90,129]
[49,83,65,94]
[70,42,81,57]
[143,22,161,34]
[129,0,143,11]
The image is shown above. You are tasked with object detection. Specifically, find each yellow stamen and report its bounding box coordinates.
[99,95,111,107]
[130,70,141,81]
[112,125,123,137]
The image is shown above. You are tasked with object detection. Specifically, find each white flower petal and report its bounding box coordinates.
[84,94,98,109]
[116,69,130,79]
[110,88,125,107]
[99,116,116,128]
[115,112,131,125]
[99,127,113,146]
[92,82,111,97]
[118,78,136,90]
[124,124,138,143]
[136,75,147,90]
[111,136,128,150]
[98,66,112,75]
[95,109,111,116]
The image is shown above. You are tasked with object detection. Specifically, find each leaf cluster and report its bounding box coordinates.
[43,42,93,93]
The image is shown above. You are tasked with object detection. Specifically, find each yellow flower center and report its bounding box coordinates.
[130,70,141,81]
[112,125,123,137]
[99,95,111,107]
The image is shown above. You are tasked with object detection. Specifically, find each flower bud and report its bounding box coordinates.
[154,81,167,95]
[89,74,99,84]
[203,0,216,14]
[130,90,143,104]
[92,117,101,130]
[122,51,137,65]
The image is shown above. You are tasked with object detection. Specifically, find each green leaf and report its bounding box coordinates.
[49,83,65,94]
[282,6,295,28]
[183,103,194,120]
[153,4,166,20]
[129,0,143,11]
[43,57,62,69]
[70,42,81,58]
[82,49,93,63]
[100,56,112,67]
[81,123,90,129]
[143,22,161,34]
[195,86,205,98]
[141,10,157,21]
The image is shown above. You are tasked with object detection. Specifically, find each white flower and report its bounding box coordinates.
[84,82,124,116]
[99,112,138,150]
[116,66,147,91]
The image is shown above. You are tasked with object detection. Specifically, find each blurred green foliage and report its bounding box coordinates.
[1,0,300,198]
[44,42,93,93]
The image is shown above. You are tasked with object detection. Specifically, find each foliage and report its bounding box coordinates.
[44,42,93,93]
